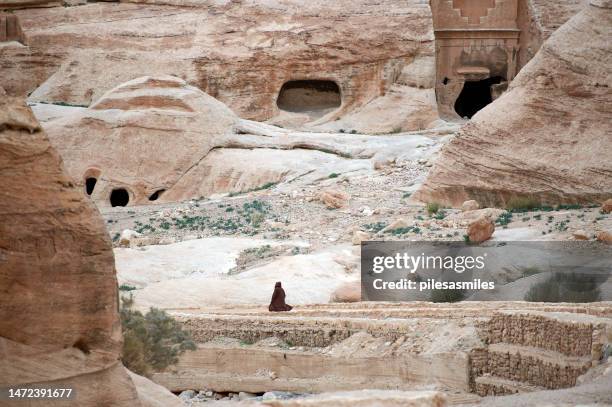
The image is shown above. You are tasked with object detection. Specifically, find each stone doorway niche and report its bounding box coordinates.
[277,80,341,116]
[83,168,101,197]
[85,177,97,196]
[454,76,504,119]
[110,188,130,207]
[148,189,165,201]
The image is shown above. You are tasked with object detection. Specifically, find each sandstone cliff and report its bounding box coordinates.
[1,0,437,132]
[0,96,180,406]
[414,0,612,207]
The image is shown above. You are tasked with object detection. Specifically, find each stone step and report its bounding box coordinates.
[473,374,546,397]
[471,343,591,390]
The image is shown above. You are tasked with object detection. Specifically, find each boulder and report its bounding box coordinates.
[447,208,505,227]
[119,229,143,248]
[414,1,612,207]
[382,218,410,233]
[129,370,184,407]
[572,230,589,241]
[602,199,612,214]
[239,391,258,400]
[461,200,479,212]
[596,231,612,244]
[0,97,141,405]
[467,216,495,243]
[352,231,370,245]
[318,189,350,209]
[330,282,361,303]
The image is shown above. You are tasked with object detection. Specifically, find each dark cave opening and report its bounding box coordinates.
[148,189,165,201]
[85,177,97,196]
[454,76,504,119]
[277,80,341,113]
[110,188,130,207]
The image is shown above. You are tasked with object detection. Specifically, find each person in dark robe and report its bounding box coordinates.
[269,281,293,312]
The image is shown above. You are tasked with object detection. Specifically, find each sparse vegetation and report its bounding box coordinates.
[362,222,388,233]
[524,272,601,303]
[495,211,513,226]
[120,295,196,377]
[430,287,466,303]
[386,226,421,236]
[228,182,277,197]
[426,202,441,216]
[520,266,541,278]
[119,284,137,291]
[506,196,540,212]
[328,173,340,178]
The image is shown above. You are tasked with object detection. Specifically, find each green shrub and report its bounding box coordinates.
[506,197,540,212]
[119,284,136,291]
[328,173,340,179]
[120,296,196,377]
[426,202,441,216]
[362,222,388,233]
[496,211,513,226]
[524,272,601,303]
[430,287,466,303]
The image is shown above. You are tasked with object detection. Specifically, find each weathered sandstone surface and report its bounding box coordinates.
[0,97,137,404]
[43,75,238,207]
[3,0,439,132]
[37,75,449,207]
[414,0,612,207]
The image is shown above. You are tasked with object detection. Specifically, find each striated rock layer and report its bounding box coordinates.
[2,0,438,132]
[0,96,180,406]
[414,0,612,208]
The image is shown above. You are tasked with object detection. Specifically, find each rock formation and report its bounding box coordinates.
[2,0,438,132]
[0,96,180,406]
[414,0,612,207]
[43,75,238,207]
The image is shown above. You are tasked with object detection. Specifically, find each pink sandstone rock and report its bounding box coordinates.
[414,0,612,207]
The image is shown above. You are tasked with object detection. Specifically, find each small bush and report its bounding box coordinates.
[328,173,340,179]
[496,211,513,226]
[426,202,441,216]
[506,197,540,212]
[433,210,446,220]
[119,284,137,291]
[120,296,196,377]
[430,287,466,303]
[524,272,601,303]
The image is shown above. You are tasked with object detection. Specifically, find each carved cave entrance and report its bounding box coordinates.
[454,76,504,119]
[110,188,130,207]
[277,80,341,115]
[85,177,97,195]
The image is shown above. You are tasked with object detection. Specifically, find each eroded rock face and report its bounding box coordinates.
[43,75,238,207]
[3,0,438,132]
[414,0,612,208]
[0,97,140,404]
